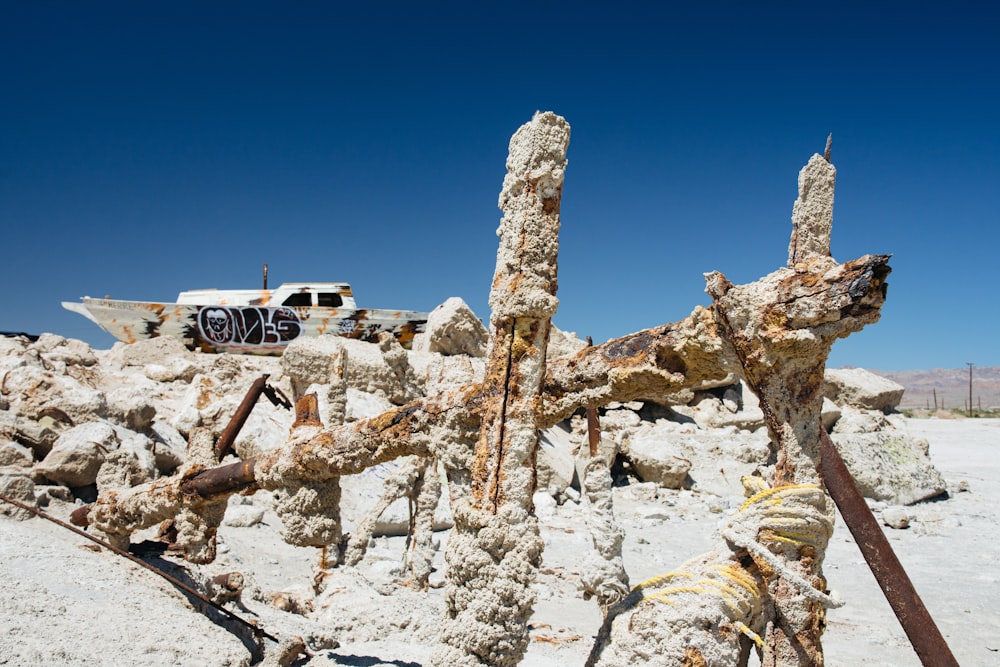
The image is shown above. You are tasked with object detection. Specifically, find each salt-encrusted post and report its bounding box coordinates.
[708,146,887,666]
[433,111,570,666]
[787,135,835,267]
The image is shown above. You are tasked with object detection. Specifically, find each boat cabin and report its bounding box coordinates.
[175,282,358,310]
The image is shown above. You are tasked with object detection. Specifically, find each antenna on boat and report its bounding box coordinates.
[263,263,268,291]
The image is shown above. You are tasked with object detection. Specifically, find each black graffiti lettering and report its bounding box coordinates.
[198,307,302,347]
[232,309,263,343]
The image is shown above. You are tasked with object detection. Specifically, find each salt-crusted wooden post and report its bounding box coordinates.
[432,112,570,666]
[707,146,888,666]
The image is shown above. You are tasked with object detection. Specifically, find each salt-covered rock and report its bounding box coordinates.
[282,335,418,406]
[105,386,157,431]
[172,374,220,436]
[7,415,67,459]
[0,440,34,467]
[623,426,692,489]
[547,325,588,359]
[1,365,107,425]
[149,421,187,473]
[105,335,195,369]
[223,502,266,528]
[113,428,158,481]
[821,397,842,431]
[419,297,488,357]
[832,405,890,434]
[0,468,35,520]
[824,367,905,413]
[96,447,152,491]
[419,355,486,396]
[34,421,117,487]
[830,427,947,505]
[537,425,578,494]
[144,359,199,383]
[346,388,395,422]
[881,506,911,529]
[33,335,98,368]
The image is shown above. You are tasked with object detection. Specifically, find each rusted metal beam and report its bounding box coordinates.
[819,427,959,667]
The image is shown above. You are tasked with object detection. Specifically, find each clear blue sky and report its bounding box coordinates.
[2,2,997,370]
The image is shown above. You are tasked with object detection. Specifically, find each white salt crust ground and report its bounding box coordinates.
[1,418,997,666]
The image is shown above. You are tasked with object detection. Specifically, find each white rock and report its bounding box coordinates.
[282,335,417,405]
[547,325,588,359]
[223,504,266,527]
[537,425,578,494]
[831,427,947,505]
[35,422,117,487]
[881,506,911,529]
[105,386,157,431]
[420,297,488,357]
[149,421,187,473]
[624,426,692,489]
[824,368,905,413]
[0,441,33,467]
[0,469,35,520]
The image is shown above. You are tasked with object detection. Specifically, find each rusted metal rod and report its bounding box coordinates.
[181,459,257,499]
[819,426,959,667]
[215,374,272,461]
[586,407,601,458]
[219,375,292,461]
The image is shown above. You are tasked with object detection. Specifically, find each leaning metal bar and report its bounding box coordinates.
[819,426,959,667]
[0,492,277,644]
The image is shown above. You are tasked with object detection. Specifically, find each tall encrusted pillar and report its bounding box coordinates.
[433,111,570,666]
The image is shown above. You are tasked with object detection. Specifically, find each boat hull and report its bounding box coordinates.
[63,298,428,354]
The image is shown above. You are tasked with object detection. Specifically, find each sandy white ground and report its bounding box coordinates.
[2,418,997,666]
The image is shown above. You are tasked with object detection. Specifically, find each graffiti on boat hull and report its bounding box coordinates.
[197,306,302,348]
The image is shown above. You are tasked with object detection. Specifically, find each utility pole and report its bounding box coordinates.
[967,362,974,417]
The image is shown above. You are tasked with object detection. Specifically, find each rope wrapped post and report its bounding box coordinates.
[433,111,569,666]
[706,145,890,666]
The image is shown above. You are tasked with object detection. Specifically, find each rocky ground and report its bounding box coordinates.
[1,307,997,666]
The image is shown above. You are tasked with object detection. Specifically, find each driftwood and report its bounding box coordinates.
[88,115,894,665]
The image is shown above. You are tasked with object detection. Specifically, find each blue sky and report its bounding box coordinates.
[2,2,997,370]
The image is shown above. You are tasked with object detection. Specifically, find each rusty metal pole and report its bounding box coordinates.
[819,427,959,667]
[214,374,270,461]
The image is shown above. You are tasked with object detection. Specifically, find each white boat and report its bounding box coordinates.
[63,282,429,354]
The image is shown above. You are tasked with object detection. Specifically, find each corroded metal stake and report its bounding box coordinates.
[819,427,959,667]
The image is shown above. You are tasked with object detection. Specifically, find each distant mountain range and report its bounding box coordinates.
[859,366,1000,410]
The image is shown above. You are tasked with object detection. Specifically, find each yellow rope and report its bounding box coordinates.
[628,558,765,647]
[723,482,844,609]
[599,482,840,658]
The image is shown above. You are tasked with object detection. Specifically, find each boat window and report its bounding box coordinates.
[282,293,313,307]
[318,293,343,308]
